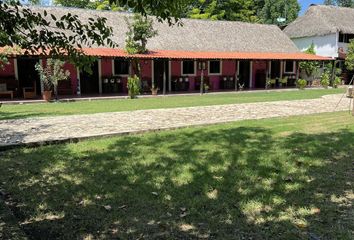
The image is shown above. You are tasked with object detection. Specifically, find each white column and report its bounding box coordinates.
[98,59,102,94]
[268,60,272,78]
[280,61,283,80]
[76,67,81,95]
[168,59,171,92]
[163,60,166,95]
[39,58,44,93]
[249,61,253,88]
[235,60,239,90]
[151,59,154,88]
[14,58,19,81]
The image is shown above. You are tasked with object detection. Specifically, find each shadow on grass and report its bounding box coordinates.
[0,126,353,239]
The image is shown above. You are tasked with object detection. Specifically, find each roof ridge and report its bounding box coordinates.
[25,4,279,29]
[311,5,338,33]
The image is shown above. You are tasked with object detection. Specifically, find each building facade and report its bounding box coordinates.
[0,6,328,99]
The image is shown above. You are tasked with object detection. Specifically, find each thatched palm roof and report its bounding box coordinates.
[284,4,354,39]
[28,6,299,53]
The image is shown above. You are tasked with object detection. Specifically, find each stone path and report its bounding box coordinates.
[0,94,352,149]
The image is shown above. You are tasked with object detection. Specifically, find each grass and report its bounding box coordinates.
[0,88,345,120]
[0,111,353,239]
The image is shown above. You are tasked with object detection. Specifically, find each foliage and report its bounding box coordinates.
[0,45,21,69]
[265,78,271,89]
[299,43,320,78]
[35,59,70,97]
[125,14,158,54]
[345,39,354,71]
[296,78,307,90]
[0,89,344,120]
[324,0,354,7]
[320,72,330,88]
[259,0,300,25]
[333,76,342,88]
[53,0,190,24]
[54,0,123,11]
[0,0,187,71]
[1,1,115,71]
[187,0,259,22]
[127,74,141,98]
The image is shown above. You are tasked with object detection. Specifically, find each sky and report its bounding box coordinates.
[299,0,324,15]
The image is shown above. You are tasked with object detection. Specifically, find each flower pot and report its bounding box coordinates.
[42,90,52,101]
[151,88,158,96]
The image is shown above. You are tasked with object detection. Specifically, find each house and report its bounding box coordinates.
[283,4,354,83]
[0,6,328,99]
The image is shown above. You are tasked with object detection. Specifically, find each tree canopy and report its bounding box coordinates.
[258,0,300,25]
[345,40,354,71]
[324,0,354,7]
[186,0,300,24]
[0,0,189,68]
[187,0,259,22]
[299,43,320,78]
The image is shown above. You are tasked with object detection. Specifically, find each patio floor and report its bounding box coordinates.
[0,93,352,150]
[0,87,305,105]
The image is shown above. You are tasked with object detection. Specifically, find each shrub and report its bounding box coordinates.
[320,73,330,88]
[127,75,141,99]
[296,79,307,90]
[333,76,342,88]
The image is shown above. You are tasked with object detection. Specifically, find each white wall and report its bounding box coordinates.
[292,33,338,58]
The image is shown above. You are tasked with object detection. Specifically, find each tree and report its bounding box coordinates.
[35,58,70,99]
[1,0,188,69]
[299,43,320,79]
[324,0,336,5]
[187,0,259,22]
[345,39,354,71]
[125,14,157,90]
[323,0,354,7]
[125,14,158,54]
[258,0,300,25]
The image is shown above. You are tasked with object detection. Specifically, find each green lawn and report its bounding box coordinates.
[0,88,344,120]
[0,111,353,239]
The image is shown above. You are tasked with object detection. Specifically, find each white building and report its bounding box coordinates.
[284,4,354,59]
[284,4,354,82]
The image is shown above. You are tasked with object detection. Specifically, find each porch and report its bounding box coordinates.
[0,49,329,101]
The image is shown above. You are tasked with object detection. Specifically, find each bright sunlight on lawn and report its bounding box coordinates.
[0,111,353,239]
[0,88,344,120]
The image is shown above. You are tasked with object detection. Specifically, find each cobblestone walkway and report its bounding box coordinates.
[0,94,351,148]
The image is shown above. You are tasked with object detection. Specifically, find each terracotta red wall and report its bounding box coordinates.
[101,58,113,77]
[170,60,237,90]
[0,58,15,77]
[63,62,77,94]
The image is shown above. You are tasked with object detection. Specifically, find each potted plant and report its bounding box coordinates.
[296,79,307,90]
[204,83,209,93]
[238,83,245,91]
[35,59,70,101]
[151,78,159,95]
[320,73,330,89]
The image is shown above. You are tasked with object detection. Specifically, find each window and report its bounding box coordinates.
[339,33,345,43]
[284,61,295,73]
[182,60,195,75]
[347,34,354,43]
[114,58,130,75]
[338,33,354,43]
[209,60,221,74]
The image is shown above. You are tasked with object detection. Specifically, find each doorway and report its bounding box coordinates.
[271,61,281,79]
[17,57,41,97]
[238,60,250,89]
[153,59,169,91]
[80,61,99,94]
